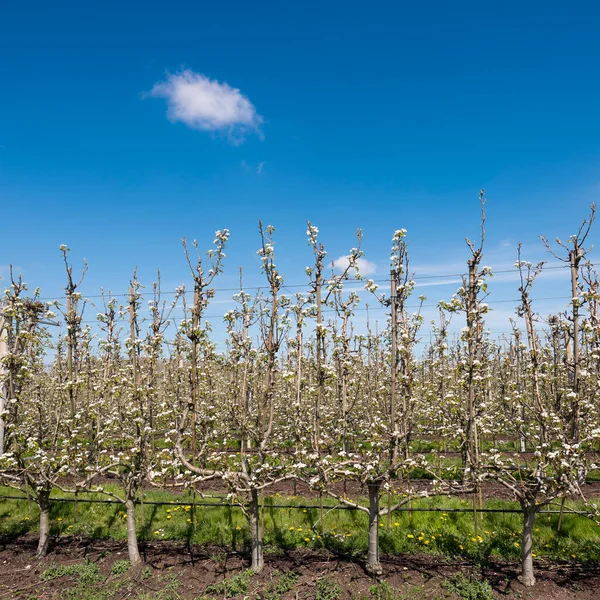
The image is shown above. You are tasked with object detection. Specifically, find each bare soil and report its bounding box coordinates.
[171,477,600,503]
[0,534,599,599]
[66,471,600,502]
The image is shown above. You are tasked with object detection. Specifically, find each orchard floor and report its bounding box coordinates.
[1,535,599,599]
[184,477,600,503]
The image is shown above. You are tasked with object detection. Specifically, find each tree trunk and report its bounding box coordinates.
[249,488,263,572]
[36,489,51,559]
[0,393,5,457]
[520,506,537,587]
[125,497,142,566]
[366,482,383,576]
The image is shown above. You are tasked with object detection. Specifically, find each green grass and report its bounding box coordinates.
[1,485,599,564]
[39,560,107,600]
[35,560,183,600]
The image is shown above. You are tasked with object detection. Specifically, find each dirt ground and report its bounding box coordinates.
[0,535,599,599]
[113,474,600,501]
[171,477,600,503]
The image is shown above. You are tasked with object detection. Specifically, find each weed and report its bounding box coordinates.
[264,570,299,599]
[315,577,342,600]
[110,559,130,575]
[441,573,494,600]
[134,575,182,600]
[40,560,107,600]
[368,581,429,600]
[40,560,102,585]
[369,580,399,600]
[205,569,254,597]
[136,573,183,600]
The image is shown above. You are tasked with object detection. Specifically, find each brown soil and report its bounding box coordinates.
[172,477,600,503]
[62,471,600,503]
[0,535,599,599]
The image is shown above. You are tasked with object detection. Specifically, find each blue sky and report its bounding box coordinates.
[1,1,599,343]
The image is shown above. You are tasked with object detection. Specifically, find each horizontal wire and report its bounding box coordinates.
[0,494,592,515]
[72,295,574,325]
[36,264,574,302]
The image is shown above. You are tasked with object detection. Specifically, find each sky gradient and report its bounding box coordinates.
[1,1,599,343]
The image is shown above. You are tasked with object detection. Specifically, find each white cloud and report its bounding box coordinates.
[148,70,263,143]
[333,256,377,276]
[241,160,264,175]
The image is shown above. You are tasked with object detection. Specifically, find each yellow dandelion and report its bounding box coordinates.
[304,537,310,542]
[407,534,414,538]
[394,522,399,527]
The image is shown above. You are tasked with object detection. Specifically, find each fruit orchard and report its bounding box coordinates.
[1,195,599,588]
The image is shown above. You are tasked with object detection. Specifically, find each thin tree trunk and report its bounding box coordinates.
[36,489,51,559]
[520,506,537,587]
[557,495,566,532]
[126,497,142,566]
[249,488,263,572]
[366,483,383,576]
[0,394,5,456]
